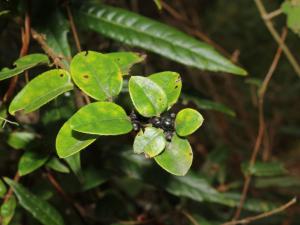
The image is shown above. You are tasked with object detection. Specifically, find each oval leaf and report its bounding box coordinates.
[149,71,182,108]
[129,76,167,117]
[154,134,193,176]
[70,102,132,135]
[46,157,70,173]
[0,178,7,198]
[4,178,65,225]
[18,150,49,176]
[75,3,247,75]
[133,127,166,157]
[56,120,97,158]
[70,51,122,100]
[9,69,73,115]
[175,108,204,136]
[0,195,16,225]
[106,52,145,75]
[0,54,49,81]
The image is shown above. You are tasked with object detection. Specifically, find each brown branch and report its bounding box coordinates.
[232,28,287,220]
[2,172,20,203]
[181,210,200,225]
[223,198,296,225]
[254,0,300,77]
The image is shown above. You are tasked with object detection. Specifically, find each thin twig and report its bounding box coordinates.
[223,198,296,225]
[263,8,282,20]
[232,28,287,220]
[181,210,200,225]
[254,0,300,77]
[2,172,20,203]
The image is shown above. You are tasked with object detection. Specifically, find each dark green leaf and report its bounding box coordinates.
[18,150,49,176]
[4,178,65,225]
[0,54,49,81]
[75,3,247,75]
[149,71,182,108]
[56,120,97,158]
[64,152,82,179]
[7,131,35,150]
[129,76,167,117]
[154,134,192,176]
[9,69,73,115]
[70,51,122,100]
[106,52,145,75]
[175,108,204,136]
[0,178,7,198]
[81,167,109,191]
[0,195,16,225]
[70,102,132,135]
[133,127,166,157]
[242,161,287,177]
[46,157,70,173]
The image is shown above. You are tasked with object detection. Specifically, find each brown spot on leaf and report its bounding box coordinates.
[60,74,64,77]
[84,51,89,56]
[83,74,89,79]
[175,85,178,89]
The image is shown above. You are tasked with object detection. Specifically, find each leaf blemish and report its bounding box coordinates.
[83,74,89,79]
[60,74,64,77]
[84,51,89,56]
[175,85,178,89]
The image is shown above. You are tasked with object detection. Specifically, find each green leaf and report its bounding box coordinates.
[282,1,300,36]
[4,178,65,225]
[81,167,109,191]
[129,76,167,117]
[175,108,204,136]
[153,0,162,10]
[133,127,166,157]
[0,178,7,198]
[149,71,182,108]
[18,150,49,176]
[70,51,122,100]
[46,157,70,173]
[75,3,247,75]
[7,131,35,150]
[70,102,132,135]
[154,134,193,176]
[0,54,49,81]
[38,10,71,68]
[0,10,10,17]
[56,120,97,158]
[0,195,16,225]
[242,161,287,177]
[9,69,73,115]
[182,94,236,117]
[64,152,82,179]
[106,52,145,75]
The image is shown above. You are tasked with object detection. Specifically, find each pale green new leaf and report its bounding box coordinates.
[133,127,166,157]
[46,157,70,173]
[18,150,49,176]
[75,3,247,75]
[282,0,300,36]
[56,120,97,158]
[129,76,167,117]
[9,69,73,115]
[70,102,132,135]
[175,108,204,136]
[4,178,65,225]
[154,134,193,176]
[0,54,49,81]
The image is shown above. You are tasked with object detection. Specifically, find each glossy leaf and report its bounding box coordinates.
[70,51,122,100]
[4,178,65,225]
[38,10,71,68]
[133,127,166,157]
[175,108,204,136]
[106,52,145,75]
[182,94,236,117]
[0,178,7,198]
[0,54,49,81]
[154,134,192,176]
[56,120,97,158]
[129,76,167,117]
[242,161,287,177]
[46,157,70,173]
[18,150,49,176]
[70,102,132,135]
[149,71,182,108]
[9,69,73,115]
[0,195,16,225]
[7,131,35,150]
[75,3,247,75]
[282,1,300,36]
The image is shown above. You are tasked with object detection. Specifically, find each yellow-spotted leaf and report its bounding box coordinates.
[0,54,49,81]
[175,108,204,136]
[70,102,132,135]
[9,69,73,115]
[154,134,193,176]
[70,51,122,100]
[133,127,166,157]
[56,120,97,158]
[149,71,182,108]
[129,76,167,117]
[106,52,145,75]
